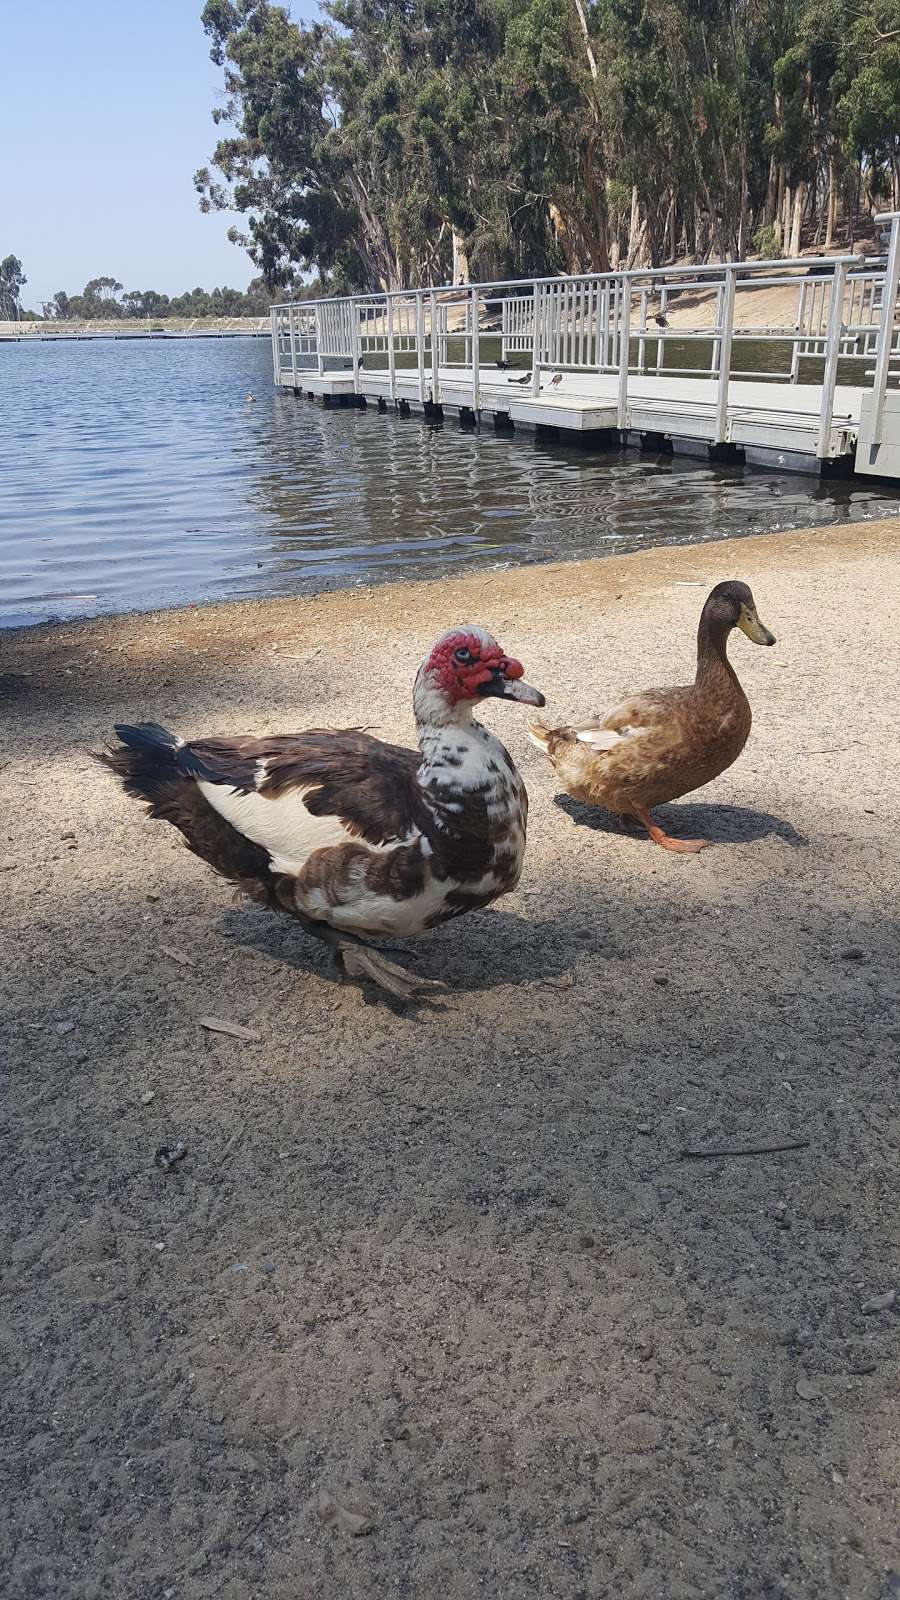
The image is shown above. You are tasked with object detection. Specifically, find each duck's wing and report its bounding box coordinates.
[178,730,428,876]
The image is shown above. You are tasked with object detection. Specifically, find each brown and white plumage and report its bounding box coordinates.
[96,626,544,999]
[529,581,776,853]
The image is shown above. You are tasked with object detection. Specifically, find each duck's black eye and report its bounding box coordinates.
[453,646,473,664]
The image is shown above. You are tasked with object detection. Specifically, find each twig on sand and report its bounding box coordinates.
[217,1130,244,1166]
[680,1139,809,1161]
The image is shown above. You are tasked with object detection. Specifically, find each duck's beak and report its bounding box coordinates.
[480,663,546,707]
[738,605,776,647]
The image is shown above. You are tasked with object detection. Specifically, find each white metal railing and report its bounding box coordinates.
[271,212,900,458]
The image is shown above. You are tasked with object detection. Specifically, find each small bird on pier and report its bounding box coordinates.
[511,370,532,385]
[496,358,509,370]
[544,373,563,389]
[95,628,544,1002]
[654,312,669,329]
[528,581,775,853]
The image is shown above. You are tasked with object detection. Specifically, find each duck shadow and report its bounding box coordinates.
[553,792,807,848]
[217,899,605,1009]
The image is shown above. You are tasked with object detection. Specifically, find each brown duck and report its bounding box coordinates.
[528,581,776,852]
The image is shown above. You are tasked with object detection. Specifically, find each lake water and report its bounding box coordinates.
[1,335,896,628]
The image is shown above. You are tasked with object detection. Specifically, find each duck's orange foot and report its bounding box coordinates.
[632,806,709,854]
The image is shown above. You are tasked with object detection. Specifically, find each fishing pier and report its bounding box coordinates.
[272,211,900,480]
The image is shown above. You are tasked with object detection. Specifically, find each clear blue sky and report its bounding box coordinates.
[0,0,315,309]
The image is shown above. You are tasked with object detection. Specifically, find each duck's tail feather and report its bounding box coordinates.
[527,719,574,754]
[92,722,184,807]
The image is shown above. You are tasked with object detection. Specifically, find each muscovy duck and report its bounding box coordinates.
[97,626,544,999]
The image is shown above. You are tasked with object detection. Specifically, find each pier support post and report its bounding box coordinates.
[574,428,623,450]
[708,441,744,465]
[377,396,387,413]
[639,431,671,453]
[458,406,477,430]
[398,399,411,417]
[492,412,514,432]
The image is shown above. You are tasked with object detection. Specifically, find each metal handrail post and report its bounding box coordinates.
[655,285,668,372]
[288,307,299,384]
[617,275,631,428]
[531,281,541,397]
[471,288,480,411]
[270,308,279,382]
[386,294,396,400]
[870,211,900,446]
[430,290,439,400]
[350,298,359,391]
[416,292,425,401]
[714,266,736,442]
[315,303,324,376]
[816,259,849,458]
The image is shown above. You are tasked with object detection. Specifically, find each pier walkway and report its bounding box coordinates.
[271,212,900,479]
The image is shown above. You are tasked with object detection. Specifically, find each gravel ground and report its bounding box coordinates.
[2,517,899,1600]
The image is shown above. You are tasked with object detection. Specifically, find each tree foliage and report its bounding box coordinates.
[37,274,289,321]
[0,255,27,318]
[197,0,900,289]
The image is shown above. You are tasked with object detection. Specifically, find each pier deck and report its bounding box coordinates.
[281,366,864,466]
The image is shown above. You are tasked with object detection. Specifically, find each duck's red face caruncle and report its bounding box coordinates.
[425,629,545,707]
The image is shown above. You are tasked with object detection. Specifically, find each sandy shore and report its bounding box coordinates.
[3,518,900,1598]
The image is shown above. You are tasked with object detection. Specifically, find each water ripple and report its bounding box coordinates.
[0,336,895,628]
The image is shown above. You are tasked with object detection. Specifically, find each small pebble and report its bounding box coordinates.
[155,1142,188,1172]
[146,891,160,902]
[652,974,669,986]
[231,1262,249,1274]
[55,1020,75,1036]
[861,1289,896,1314]
[840,947,864,961]
[795,1377,821,1401]
[140,1089,155,1105]
[152,1242,165,1252]
[60,831,76,840]
[636,1122,652,1135]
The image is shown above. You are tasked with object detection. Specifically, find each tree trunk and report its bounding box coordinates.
[773,164,785,246]
[627,185,641,262]
[549,202,576,274]
[451,228,470,286]
[737,167,750,261]
[571,0,599,80]
[823,155,836,249]
[765,155,778,226]
[788,180,806,257]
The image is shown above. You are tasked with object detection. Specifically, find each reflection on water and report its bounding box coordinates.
[1,336,895,628]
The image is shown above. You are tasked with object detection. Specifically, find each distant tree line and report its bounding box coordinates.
[0,263,322,321]
[38,274,315,321]
[196,0,900,292]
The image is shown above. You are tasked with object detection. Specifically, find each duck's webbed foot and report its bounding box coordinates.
[337,939,446,1002]
[301,918,445,1002]
[633,805,709,854]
